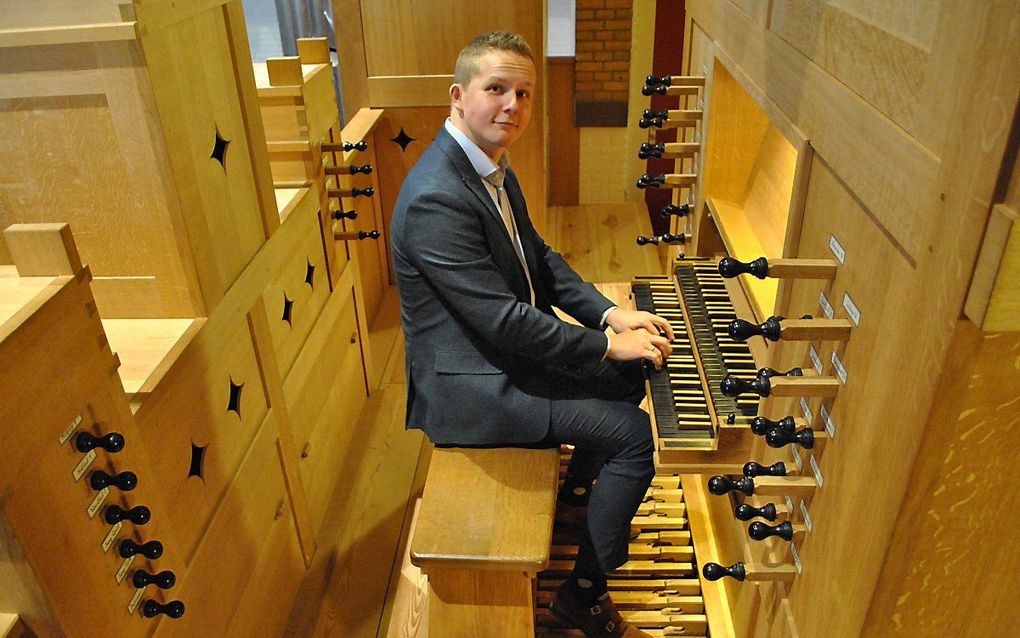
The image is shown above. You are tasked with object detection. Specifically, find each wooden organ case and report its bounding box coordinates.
[637,2,1020,638]
[0,2,396,637]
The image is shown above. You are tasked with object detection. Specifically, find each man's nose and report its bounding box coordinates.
[503,93,518,112]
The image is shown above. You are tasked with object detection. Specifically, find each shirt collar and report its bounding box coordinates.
[444,118,510,181]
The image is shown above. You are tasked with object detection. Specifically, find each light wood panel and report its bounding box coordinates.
[139,4,270,307]
[769,0,930,139]
[0,269,181,638]
[0,43,203,318]
[860,323,1020,637]
[689,0,941,262]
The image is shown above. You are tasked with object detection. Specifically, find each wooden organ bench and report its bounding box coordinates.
[410,446,560,638]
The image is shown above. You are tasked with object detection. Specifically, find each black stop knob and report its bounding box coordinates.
[349,163,373,174]
[748,521,794,541]
[708,475,754,496]
[351,186,374,197]
[104,504,151,526]
[636,174,666,189]
[357,230,381,240]
[735,502,778,522]
[742,461,787,478]
[331,209,358,220]
[721,374,771,397]
[751,415,797,436]
[728,316,783,342]
[638,116,664,129]
[718,256,769,279]
[75,431,125,454]
[641,84,669,96]
[765,427,815,449]
[119,538,164,560]
[702,562,745,582]
[89,470,137,491]
[133,569,176,590]
[142,600,185,619]
[645,74,673,87]
[638,143,664,159]
[343,141,368,152]
[757,366,803,378]
[661,203,690,218]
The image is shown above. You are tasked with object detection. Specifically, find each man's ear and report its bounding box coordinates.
[450,83,464,112]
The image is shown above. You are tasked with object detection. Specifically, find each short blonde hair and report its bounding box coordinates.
[453,31,534,86]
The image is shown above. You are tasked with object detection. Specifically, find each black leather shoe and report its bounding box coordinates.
[549,585,652,638]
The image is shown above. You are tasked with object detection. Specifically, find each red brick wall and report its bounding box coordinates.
[575,0,632,105]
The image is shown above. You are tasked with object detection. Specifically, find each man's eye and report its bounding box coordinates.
[487,85,503,93]
[517,91,530,99]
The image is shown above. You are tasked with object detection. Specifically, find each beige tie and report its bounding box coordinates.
[485,169,535,304]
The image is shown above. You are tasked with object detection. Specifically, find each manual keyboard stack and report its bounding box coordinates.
[633,258,761,459]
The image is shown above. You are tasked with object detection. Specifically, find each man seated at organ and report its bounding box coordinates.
[389,30,675,638]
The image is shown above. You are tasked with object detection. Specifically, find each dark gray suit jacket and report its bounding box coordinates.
[390,127,615,445]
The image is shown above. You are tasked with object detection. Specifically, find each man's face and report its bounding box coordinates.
[451,49,536,161]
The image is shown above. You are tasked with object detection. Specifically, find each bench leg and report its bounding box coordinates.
[427,568,534,638]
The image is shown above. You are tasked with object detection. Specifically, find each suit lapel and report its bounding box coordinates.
[434,129,504,227]
[434,129,532,299]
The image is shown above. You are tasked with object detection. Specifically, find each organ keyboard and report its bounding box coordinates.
[632,258,762,465]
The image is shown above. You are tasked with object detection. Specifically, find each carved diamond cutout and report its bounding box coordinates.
[188,442,207,479]
[282,295,294,326]
[304,260,315,288]
[227,379,243,417]
[211,130,230,168]
[390,127,415,152]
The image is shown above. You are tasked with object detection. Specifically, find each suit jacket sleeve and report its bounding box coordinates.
[400,187,610,371]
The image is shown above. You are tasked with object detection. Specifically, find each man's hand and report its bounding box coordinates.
[605,308,675,341]
[606,330,673,369]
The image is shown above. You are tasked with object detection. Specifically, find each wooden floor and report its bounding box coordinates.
[281,202,663,638]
